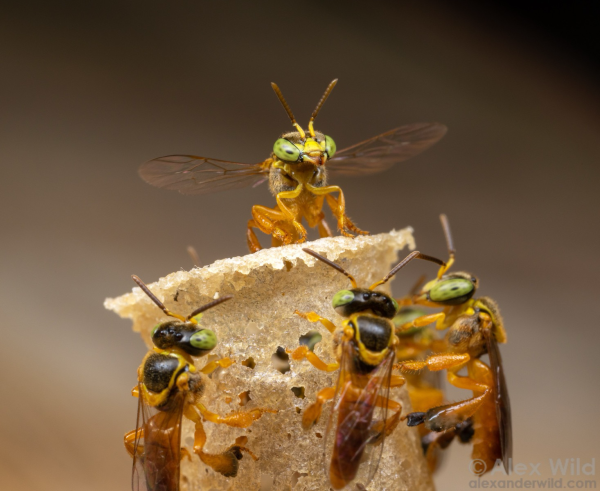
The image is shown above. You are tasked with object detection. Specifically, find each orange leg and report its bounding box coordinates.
[247,205,297,252]
[405,364,491,432]
[325,193,367,236]
[294,310,337,334]
[304,195,333,238]
[289,345,339,372]
[388,374,406,388]
[370,395,403,444]
[302,385,336,429]
[275,185,307,242]
[317,215,333,237]
[124,428,142,458]
[397,352,470,372]
[305,182,368,237]
[183,405,255,478]
[398,311,449,332]
[196,402,277,428]
[201,357,234,375]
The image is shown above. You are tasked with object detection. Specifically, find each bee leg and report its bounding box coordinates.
[294,310,336,333]
[183,405,245,477]
[247,219,264,253]
[274,184,307,243]
[305,196,333,237]
[397,311,449,333]
[201,357,234,374]
[180,447,193,461]
[302,385,337,429]
[248,205,296,252]
[124,428,143,458]
[421,427,459,472]
[317,216,333,237]
[370,396,403,444]
[326,193,368,236]
[405,366,491,432]
[288,345,340,372]
[396,352,470,373]
[305,182,368,236]
[319,186,367,236]
[196,402,277,428]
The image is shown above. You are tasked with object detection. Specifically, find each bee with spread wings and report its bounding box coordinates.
[289,248,444,489]
[139,80,447,252]
[396,215,512,475]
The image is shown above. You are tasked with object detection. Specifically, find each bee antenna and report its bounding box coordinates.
[302,248,358,289]
[271,82,306,139]
[437,214,456,278]
[132,275,186,322]
[187,295,233,320]
[369,251,446,290]
[440,214,456,259]
[308,79,338,137]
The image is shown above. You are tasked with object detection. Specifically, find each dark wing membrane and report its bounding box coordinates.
[324,342,395,489]
[139,155,269,195]
[327,123,447,177]
[132,387,185,491]
[486,332,513,473]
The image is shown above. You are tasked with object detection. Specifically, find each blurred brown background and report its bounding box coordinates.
[1,1,598,490]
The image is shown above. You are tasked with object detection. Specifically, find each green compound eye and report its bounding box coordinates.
[190,329,217,351]
[151,324,161,338]
[273,138,301,162]
[325,135,336,158]
[391,297,399,314]
[429,278,474,303]
[332,290,354,309]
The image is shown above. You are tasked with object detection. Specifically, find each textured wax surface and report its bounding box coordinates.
[105,229,435,491]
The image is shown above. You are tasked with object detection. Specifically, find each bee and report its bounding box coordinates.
[395,215,512,474]
[124,275,275,490]
[289,248,443,489]
[139,80,447,252]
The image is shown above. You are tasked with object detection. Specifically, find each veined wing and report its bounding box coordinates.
[132,385,185,491]
[132,383,148,491]
[327,123,447,177]
[486,329,512,474]
[139,155,270,195]
[324,341,396,489]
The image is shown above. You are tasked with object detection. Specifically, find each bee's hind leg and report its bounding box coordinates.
[247,204,302,252]
[183,405,259,478]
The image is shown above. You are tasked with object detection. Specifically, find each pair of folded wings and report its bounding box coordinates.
[139,123,447,195]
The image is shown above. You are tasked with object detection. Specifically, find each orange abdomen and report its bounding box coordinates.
[468,361,501,474]
[142,410,182,491]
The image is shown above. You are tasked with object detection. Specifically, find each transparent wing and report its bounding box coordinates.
[131,383,147,491]
[327,123,447,177]
[486,330,513,473]
[132,384,185,491]
[139,155,270,195]
[323,342,396,489]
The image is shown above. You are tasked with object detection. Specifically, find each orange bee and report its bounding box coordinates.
[139,80,446,252]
